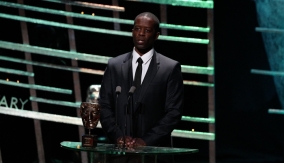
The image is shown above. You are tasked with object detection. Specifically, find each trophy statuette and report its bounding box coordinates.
[80,102,100,147]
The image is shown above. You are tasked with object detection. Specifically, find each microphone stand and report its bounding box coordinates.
[123,86,136,149]
[114,86,121,149]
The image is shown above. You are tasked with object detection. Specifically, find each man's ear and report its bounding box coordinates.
[155,32,160,40]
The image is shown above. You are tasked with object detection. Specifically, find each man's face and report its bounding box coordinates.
[132,16,159,55]
[80,102,100,129]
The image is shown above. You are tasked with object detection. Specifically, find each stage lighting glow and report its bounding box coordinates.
[0,2,209,33]
[43,0,125,12]
[183,80,214,87]
[0,79,72,94]
[172,129,215,140]
[182,116,215,123]
[0,13,208,44]
[126,0,214,8]
[0,67,34,77]
[0,55,104,75]
[30,96,81,108]
[181,65,213,75]
[251,69,284,76]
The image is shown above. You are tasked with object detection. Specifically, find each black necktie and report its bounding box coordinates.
[133,57,143,88]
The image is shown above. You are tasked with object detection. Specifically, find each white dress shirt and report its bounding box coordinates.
[132,47,154,84]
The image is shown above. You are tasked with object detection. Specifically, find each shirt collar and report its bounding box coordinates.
[132,47,154,64]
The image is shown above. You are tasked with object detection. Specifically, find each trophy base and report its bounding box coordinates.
[82,134,97,147]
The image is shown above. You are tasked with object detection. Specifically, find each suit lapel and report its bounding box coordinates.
[121,52,133,94]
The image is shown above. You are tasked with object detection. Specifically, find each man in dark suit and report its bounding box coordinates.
[99,12,184,150]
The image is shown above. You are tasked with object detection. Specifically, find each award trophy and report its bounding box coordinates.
[80,102,100,147]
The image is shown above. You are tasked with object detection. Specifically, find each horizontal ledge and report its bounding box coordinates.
[43,0,125,12]
[0,13,209,44]
[30,96,81,108]
[0,55,104,75]
[0,40,111,64]
[0,67,34,76]
[0,40,209,74]
[181,65,213,75]
[0,106,102,128]
[255,27,284,33]
[0,79,72,94]
[183,80,214,87]
[172,129,215,140]
[182,116,215,123]
[126,0,214,8]
[0,1,209,32]
[268,108,284,115]
[251,69,284,76]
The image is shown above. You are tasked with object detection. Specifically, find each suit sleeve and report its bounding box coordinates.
[99,62,124,143]
[142,62,184,146]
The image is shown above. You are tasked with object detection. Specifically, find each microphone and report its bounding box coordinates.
[115,86,121,126]
[123,86,136,149]
[114,86,121,149]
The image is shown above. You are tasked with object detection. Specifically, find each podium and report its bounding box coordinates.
[61,141,198,163]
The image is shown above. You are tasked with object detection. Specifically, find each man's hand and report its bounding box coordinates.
[117,136,133,148]
[132,138,146,147]
[116,136,146,148]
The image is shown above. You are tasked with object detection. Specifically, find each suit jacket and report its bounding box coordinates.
[99,51,184,147]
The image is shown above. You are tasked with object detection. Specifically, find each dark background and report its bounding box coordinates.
[0,0,284,163]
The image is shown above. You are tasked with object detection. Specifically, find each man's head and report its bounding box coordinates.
[132,12,160,56]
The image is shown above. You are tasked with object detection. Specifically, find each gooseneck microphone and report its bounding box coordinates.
[123,86,136,149]
[115,86,121,126]
[114,86,121,149]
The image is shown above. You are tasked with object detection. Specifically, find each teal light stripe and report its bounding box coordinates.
[251,69,284,76]
[183,80,214,87]
[181,65,214,75]
[0,67,34,77]
[160,23,209,32]
[182,116,215,123]
[126,0,214,8]
[0,1,209,32]
[0,106,103,128]
[0,13,208,44]
[255,27,284,33]
[172,129,215,140]
[0,55,104,75]
[43,0,125,12]
[0,79,72,94]
[30,96,81,108]
[268,109,284,115]
[0,40,111,64]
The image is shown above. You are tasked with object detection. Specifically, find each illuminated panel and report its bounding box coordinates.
[172,129,215,140]
[255,27,284,33]
[251,69,284,76]
[182,116,215,123]
[0,67,34,76]
[30,96,81,108]
[0,40,110,64]
[0,55,104,75]
[0,13,209,44]
[0,106,102,128]
[0,1,209,32]
[160,23,209,32]
[0,79,72,94]
[0,41,209,75]
[43,0,124,12]
[126,0,214,8]
[181,65,213,75]
[268,109,284,115]
[183,80,214,87]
